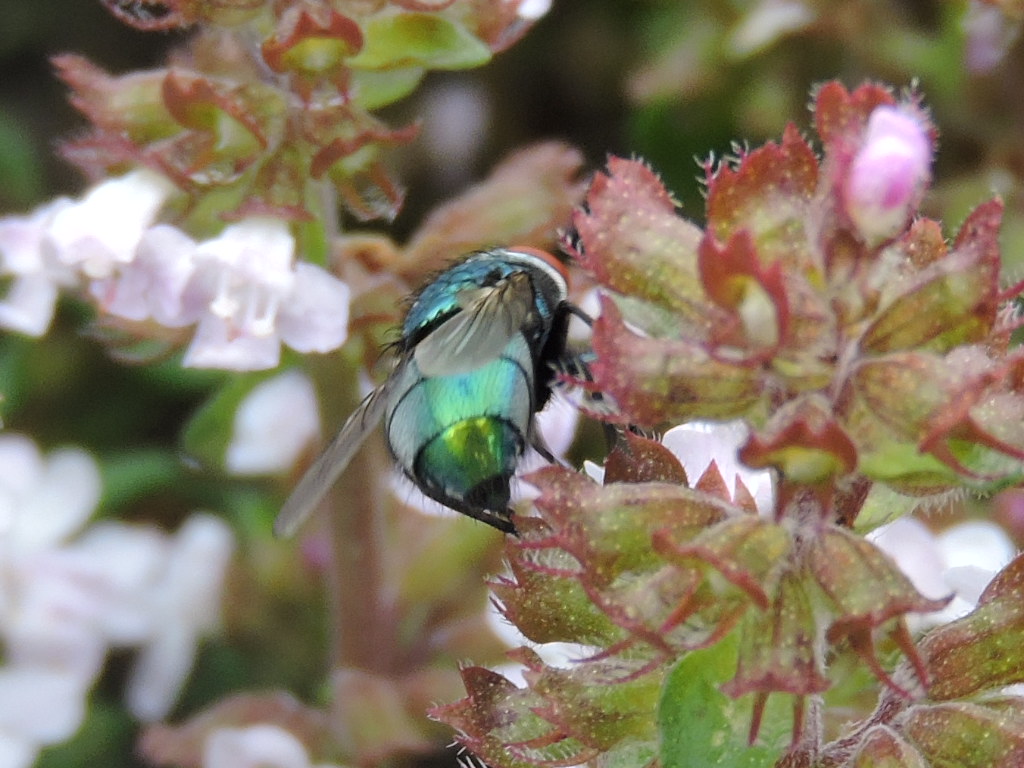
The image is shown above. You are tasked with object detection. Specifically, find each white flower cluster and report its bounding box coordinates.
[0,434,234,768]
[0,170,351,371]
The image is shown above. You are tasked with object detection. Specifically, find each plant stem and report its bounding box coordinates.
[308,347,394,673]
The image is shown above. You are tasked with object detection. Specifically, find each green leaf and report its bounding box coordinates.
[349,12,491,70]
[99,448,184,511]
[36,698,137,768]
[350,67,426,110]
[0,113,44,208]
[857,440,958,488]
[659,633,786,768]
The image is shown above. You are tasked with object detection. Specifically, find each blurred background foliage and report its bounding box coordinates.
[1,1,1023,766]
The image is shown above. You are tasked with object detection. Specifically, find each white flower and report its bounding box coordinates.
[0,198,76,336]
[0,168,177,338]
[180,218,350,371]
[203,724,340,768]
[868,517,1017,630]
[90,224,198,327]
[0,434,101,555]
[0,430,235,762]
[0,436,106,766]
[225,370,321,475]
[126,514,234,721]
[45,169,177,280]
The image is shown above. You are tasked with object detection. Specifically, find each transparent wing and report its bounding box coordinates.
[273,384,390,538]
[413,272,534,377]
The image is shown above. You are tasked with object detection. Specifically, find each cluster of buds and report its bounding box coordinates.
[434,83,1024,767]
[57,0,544,225]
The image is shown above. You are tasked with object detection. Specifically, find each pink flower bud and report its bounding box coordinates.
[843,106,932,245]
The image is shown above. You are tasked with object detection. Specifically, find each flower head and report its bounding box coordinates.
[181,218,350,370]
[0,433,234,764]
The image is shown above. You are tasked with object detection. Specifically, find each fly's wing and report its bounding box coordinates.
[273,384,389,538]
[413,272,534,377]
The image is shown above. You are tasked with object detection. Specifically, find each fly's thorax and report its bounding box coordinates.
[384,332,536,510]
[401,247,569,344]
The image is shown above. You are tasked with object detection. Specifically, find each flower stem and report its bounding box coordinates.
[307,346,394,673]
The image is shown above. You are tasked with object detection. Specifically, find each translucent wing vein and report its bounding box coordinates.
[273,385,389,538]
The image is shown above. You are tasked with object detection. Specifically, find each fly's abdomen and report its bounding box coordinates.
[415,416,521,510]
[385,334,534,511]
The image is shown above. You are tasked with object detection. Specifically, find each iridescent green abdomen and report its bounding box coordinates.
[416,416,521,510]
[385,333,534,513]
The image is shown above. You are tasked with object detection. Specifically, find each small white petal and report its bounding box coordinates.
[2,582,108,681]
[0,198,73,275]
[583,460,605,483]
[195,218,294,275]
[161,514,234,632]
[183,313,282,370]
[517,0,551,21]
[935,520,1016,572]
[0,276,60,336]
[225,370,321,475]
[0,666,89,743]
[46,170,176,279]
[486,602,593,688]
[3,446,101,551]
[0,732,38,768]
[944,565,998,607]
[93,225,198,327]
[534,396,580,462]
[0,434,44,503]
[126,625,196,722]
[277,263,350,354]
[0,199,76,336]
[126,514,233,721]
[728,0,815,57]
[203,725,314,768]
[70,523,169,645]
[867,516,950,601]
